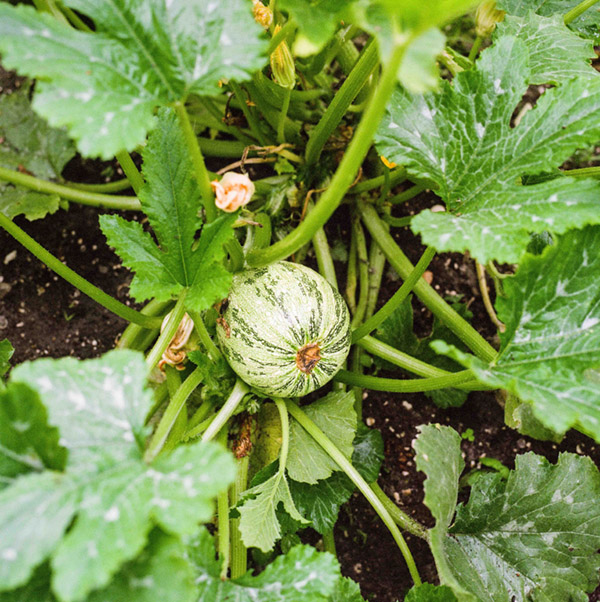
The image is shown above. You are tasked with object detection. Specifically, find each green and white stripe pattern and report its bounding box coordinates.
[217,262,351,397]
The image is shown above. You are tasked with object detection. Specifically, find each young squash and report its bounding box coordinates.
[217,261,351,397]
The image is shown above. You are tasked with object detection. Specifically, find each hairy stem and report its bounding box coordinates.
[564,0,600,24]
[277,88,292,144]
[145,292,188,371]
[0,213,161,328]
[187,309,223,361]
[64,178,132,193]
[230,456,249,579]
[305,40,379,165]
[0,166,140,211]
[476,261,506,333]
[117,299,172,350]
[115,151,144,196]
[351,217,369,329]
[144,363,204,463]
[217,429,231,580]
[173,101,216,222]
[285,400,422,586]
[202,379,250,442]
[334,369,480,392]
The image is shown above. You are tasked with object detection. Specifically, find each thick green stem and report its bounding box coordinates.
[230,455,249,579]
[229,80,269,146]
[115,151,144,196]
[564,0,600,24]
[217,429,231,580]
[144,364,204,462]
[323,530,337,556]
[468,36,483,62]
[345,230,358,314]
[64,178,131,193]
[285,400,421,586]
[388,183,426,205]
[334,369,478,392]
[370,482,428,540]
[202,379,250,442]
[351,167,407,194]
[163,368,188,452]
[351,217,369,329]
[352,246,436,343]
[187,309,223,361]
[173,102,216,222]
[277,88,292,144]
[145,293,188,371]
[305,40,379,165]
[247,41,412,267]
[310,202,338,290]
[0,166,140,210]
[365,235,387,321]
[0,213,161,328]
[359,203,497,362]
[359,335,447,378]
[563,165,600,178]
[117,299,172,350]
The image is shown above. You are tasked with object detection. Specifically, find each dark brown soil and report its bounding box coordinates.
[2,68,600,602]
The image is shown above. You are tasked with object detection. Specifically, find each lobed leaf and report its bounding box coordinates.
[100,108,236,313]
[498,0,600,40]
[11,350,152,473]
[496,13,599,84]
[0,1,267,158]
[415,426,600,601]
[0,352,235,600]
[377,36,600,263]
[435,226,600,442]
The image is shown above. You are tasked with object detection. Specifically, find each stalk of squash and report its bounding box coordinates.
[217,261,351,397]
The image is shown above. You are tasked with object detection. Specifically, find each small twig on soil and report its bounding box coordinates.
[476,260,506,333]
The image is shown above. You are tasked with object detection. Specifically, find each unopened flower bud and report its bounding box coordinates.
[252,0,272,29]
[211,172,255,213]
[475,0,505,37]
[270,25,296,90]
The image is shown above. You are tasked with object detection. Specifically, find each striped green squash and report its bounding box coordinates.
[217,261,351,397]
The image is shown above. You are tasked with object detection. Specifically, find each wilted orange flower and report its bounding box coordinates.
[380,155,397,169]
[211,172,255,213]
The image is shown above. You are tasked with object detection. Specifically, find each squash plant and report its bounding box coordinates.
[1,0,600,600]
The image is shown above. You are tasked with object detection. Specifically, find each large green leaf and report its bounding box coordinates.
[377,36,600,264]
[435,226,600,442]
[0,1,267,159]
[100,108,236,312]
[496,13,598,84]
[498,0,600,40]
[11,351,152,473]
[190,529,340,601]
[287,391,357,484]
[0,352,236,601]
[0,383,66,487]
[0,532,197,602]
[415,426,600,601]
